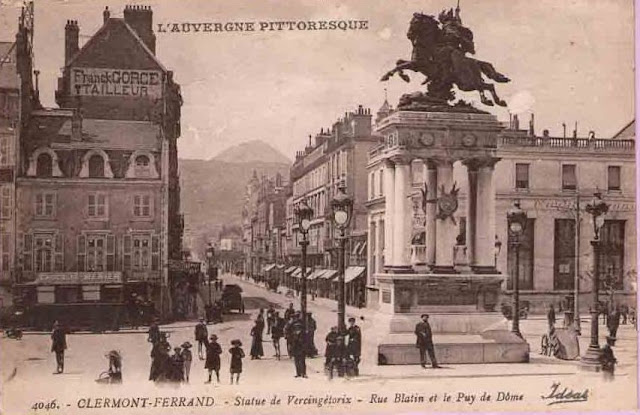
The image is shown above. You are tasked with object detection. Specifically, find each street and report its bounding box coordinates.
[1,273,637,414]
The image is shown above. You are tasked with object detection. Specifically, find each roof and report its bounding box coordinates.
[612,120,635,140]
[55,118,160,151]
[67,18,166,72]
[0,42,19,90]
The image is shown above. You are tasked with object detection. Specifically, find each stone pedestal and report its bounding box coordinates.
[372,109,529,364]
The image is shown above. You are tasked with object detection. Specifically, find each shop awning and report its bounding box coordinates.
[292,268,302,278]
[307,269,326,280]
[285,266,297,274]
[276,264,285,269]
[263,264,276,272]
[344,266,366,284]
[320,269,338,280]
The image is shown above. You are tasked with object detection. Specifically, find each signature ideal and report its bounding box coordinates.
[541,382,589,405]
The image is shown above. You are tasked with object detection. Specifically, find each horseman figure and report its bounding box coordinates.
[382,5,509,107]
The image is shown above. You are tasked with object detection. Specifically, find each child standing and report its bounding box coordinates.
[229,339,245,385]
[205,334,222,384]
[181,342,193,383]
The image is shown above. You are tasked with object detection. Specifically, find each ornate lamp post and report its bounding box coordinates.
[331,182,354,333]
[494,235,502,270]
[507,200,527,338]
[295,199,314,339]
[206,243,215,307]
[581,192,609,370]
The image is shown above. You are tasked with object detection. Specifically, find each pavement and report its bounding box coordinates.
[1,274,637,414]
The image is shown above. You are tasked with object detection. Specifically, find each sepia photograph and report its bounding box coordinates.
[0,0,637,413]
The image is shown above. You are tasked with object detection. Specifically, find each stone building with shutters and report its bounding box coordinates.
[13,5,183,321]
[366,109,636,313]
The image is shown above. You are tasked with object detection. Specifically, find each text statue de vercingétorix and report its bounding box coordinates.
[381,4,510,111]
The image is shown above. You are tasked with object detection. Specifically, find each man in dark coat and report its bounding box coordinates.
[600,336,617,381]
[291,326,307,378]
[415,314,440,368]
[547,304,556,329]
[284,303,295,321]
[51,321,67,373]
[608,307,621,338]
[346,317,362,375]
[271,312,285,360]
[266,305,276,335]
[194,318,208,360]
[305,313,318,357]
[147,319,161,345]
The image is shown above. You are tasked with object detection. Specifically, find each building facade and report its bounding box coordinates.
[13,5,183,322]
[284,105,378,305]
[366,109,636,312]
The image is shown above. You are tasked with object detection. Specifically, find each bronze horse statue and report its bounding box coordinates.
[381,11,509,107]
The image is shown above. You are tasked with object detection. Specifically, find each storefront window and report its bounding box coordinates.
[554,219,575,290]
[55,286,80,303]
[507,218,535,290]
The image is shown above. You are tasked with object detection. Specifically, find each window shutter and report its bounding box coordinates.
[151,235,160,271]
[123,234,132,270]
[54,234,64,271]
[106,234,115,271]
[77,235,85,272]
[23,233,32,271]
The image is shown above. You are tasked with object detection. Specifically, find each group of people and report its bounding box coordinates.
[195,318,245,384]
[148,320,194,383]
[324,317,362,378]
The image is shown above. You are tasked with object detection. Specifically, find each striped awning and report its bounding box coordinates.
[292,268,302,278]
[307,269,326,280]
[320,269,338,280]
[263,264,276,272]
[285,266,297,274]
[344,266,366,283]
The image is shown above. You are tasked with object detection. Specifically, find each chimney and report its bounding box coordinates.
[573,121,577,139]
[528,113,535,136]
[64,20,79,65]
[513,114,519,130]
[562,122,566,138]
[71,109,82,141]
[124,5,156,54]
[103,6,110,24]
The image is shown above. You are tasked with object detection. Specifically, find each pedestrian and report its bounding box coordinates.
[547,304,556,329]
[346,317,362,376]
[284,303,295,321]
[250,318,264,360]
[271,312,284,360]
[195,318,208,360]
[229,339,245,385]
[291,325,307,378]
[204,334,222,384]
[608,307,621,339]
[414,314,441,369]
[306,313,318,357]
[51,321,67,374]
[149,332,170,382]
[266,305,276,335]
[181,342,193,383]
[284,316,294,358]
[170,347,184,382]
[128,293,140,329]
[324,326,338,368]
[621,304,628,325]
[600,336,617,381]
[328,334,347,379]
[147,318,161,345]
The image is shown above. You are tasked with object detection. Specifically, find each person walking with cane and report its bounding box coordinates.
[415,314,441,369]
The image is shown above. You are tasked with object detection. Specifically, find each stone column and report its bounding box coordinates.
[367,220,374,284]
[392,157,412,268]
[464,160,479,267]
[434,159,457,270]
[377,218,385,273]
[383,160,395,268]
[475,158,499,271]
[424,160,437,268]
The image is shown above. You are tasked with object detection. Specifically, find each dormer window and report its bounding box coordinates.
[88,154,105,178]
[135,155,151,178]
[36,153,53,177]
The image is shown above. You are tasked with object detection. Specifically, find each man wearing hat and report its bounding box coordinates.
[194,318,208,360]
[51,321,67,374]
[204,334,222,384]
[346,317,362,375]
[181,342,193,382]
[600,336,617,380]
[414,314,441,368]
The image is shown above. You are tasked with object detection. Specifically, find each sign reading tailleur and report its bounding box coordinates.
[70,67,163,98]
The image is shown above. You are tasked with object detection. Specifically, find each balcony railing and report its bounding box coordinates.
[499,136,634,152]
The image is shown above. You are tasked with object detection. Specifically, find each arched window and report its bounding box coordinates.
[135,155,151,178]
[88,155,105,178]
[36,153,53,177]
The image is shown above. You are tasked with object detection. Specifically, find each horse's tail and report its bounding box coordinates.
[477,60,510,83]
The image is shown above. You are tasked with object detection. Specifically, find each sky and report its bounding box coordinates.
[0,0,635,160]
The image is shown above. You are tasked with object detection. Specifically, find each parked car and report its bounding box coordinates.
[221,284,245,314]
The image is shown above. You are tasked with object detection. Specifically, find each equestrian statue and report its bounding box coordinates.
[381,4,510,109]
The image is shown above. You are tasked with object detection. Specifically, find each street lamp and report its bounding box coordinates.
[581,191,609,370]
[507,200,527,338]
[206,244,215,307]
[494,235,502,270]
[331,181,353,333]
[295,198,314,341]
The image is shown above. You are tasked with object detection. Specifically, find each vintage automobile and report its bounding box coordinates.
[221,284,245,314]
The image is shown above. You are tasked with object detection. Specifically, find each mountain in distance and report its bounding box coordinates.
[212,139,291,164]
[179,140,291,254]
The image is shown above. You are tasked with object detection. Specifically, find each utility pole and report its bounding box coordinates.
[574,192,581,333]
